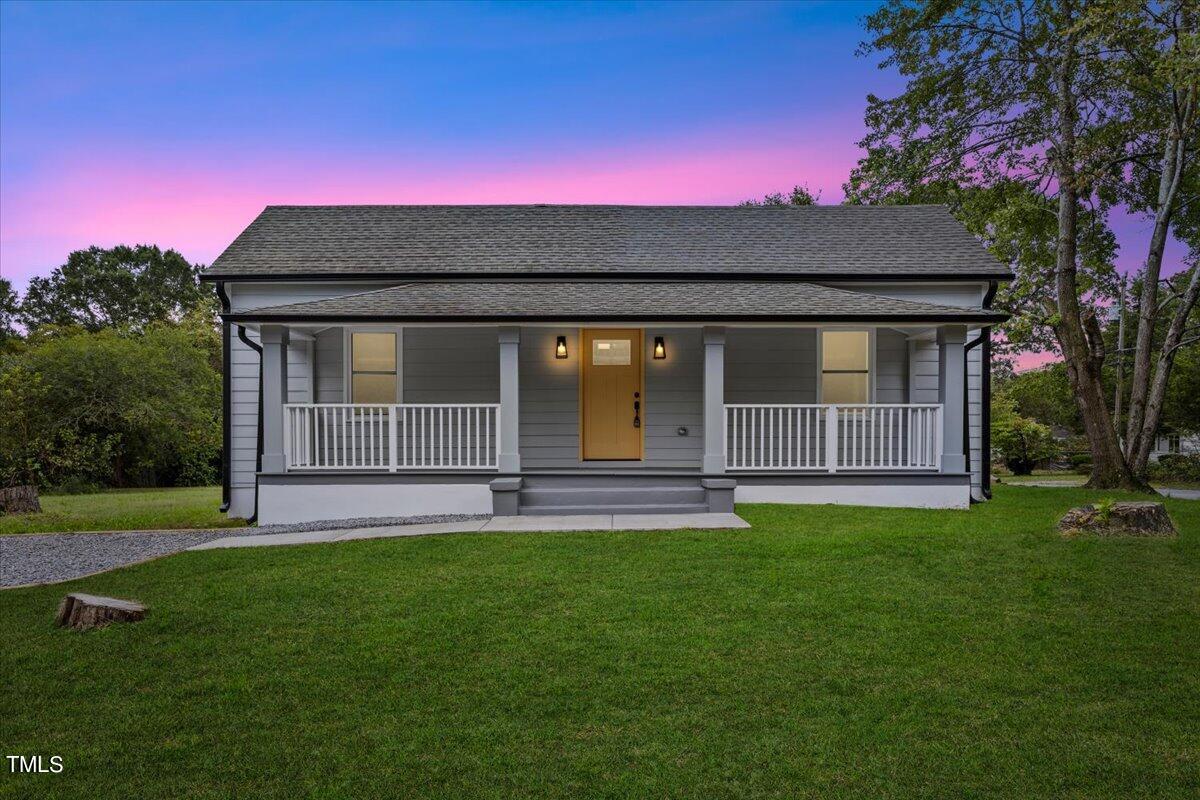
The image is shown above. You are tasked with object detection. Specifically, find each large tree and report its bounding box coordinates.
[740,184,821,206]
[0,277,19,349]
[852,0,1198,489]
[1094,0,1200,472]
[18,245,209,332]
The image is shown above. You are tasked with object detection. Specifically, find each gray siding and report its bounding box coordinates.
[909,339,940,404]
[315,329,344,403]
[875,329,908,403]
[968,331,984,497]
[403,328,499,404]
[823,281,989,309]
[644,328,703,468]
[518,328,579,467]
[725,329,817,404]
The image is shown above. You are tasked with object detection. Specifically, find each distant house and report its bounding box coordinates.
[202,205,1009,524]
[1150,432,1200,462]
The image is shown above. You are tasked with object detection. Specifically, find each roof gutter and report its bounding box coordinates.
[202,271,1014,284]
[222,312,1011,326]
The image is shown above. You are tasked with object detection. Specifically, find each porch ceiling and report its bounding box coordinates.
[222,281,1008,325]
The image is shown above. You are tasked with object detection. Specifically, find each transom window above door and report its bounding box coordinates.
[820,330,870,404]
[350,331,397,403]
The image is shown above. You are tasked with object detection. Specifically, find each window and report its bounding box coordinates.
[820,330,870,404]
[350,332,397,403]
[591,338,631,366]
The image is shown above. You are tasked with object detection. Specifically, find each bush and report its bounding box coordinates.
[991,391,1060,475]
[0,317,220,490]
[1149,453,1200,484]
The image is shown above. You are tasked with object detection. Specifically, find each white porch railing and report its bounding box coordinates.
[724,404,942,472]
[284,403,501,471]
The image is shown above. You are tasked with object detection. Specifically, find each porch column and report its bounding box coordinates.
[260,325,289,474]
[702,326,726,473]
[498,326,521,472]
[937,325,967,473]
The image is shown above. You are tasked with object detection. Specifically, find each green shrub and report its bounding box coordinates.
[991,392,1059,475]
[1149,453,1200,484]
[0,317,220,489]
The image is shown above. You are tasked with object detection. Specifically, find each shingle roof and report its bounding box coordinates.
[224,281,1008,323]
[204,205,1010,280]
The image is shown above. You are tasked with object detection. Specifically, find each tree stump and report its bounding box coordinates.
[55,593,147,631]
[0,485,41,515]
[1058,501,1177,537]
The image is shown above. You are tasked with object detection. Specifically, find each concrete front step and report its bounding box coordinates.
[519,486,707,507]
[519,474,703,489]
[521,503,711,516]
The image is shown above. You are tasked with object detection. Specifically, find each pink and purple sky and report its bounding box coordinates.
[0,1,1188,369]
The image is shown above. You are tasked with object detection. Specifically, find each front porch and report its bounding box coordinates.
[236,320,979,522]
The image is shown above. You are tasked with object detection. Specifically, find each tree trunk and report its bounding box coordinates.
[0,485,41,515]
[1132,264,1200,472]
[1124,121,1186,461]
[1050,14,1151,492]
[55,594,147,631]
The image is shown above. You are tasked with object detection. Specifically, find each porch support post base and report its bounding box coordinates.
[702,326,726,474]
[490,477,522,516]
[498,326,521,473]
[260,325,289,474]
[937,325,967,474]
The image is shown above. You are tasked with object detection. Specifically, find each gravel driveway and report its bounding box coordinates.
[0,514,487,588]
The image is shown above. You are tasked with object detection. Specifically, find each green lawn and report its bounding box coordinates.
[2,486,1196,799]
[0,486,244,535]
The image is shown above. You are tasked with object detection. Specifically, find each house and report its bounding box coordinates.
[1150,432,1200,462]
[202,205,1009,524]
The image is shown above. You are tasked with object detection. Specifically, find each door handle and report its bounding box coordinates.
[633,393,641,428]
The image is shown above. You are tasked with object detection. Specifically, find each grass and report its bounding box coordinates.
[0,486,245,535]
[1,486,1197,799]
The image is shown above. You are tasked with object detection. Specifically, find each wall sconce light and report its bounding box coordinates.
[555,335,568,359]
[653,336,666,359]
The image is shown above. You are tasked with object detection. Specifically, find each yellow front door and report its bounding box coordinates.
[581,328,643,460]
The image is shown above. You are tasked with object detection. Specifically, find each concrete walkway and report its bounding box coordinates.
[190,512,749,551]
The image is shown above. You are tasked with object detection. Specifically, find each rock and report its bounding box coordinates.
[55,593,147,630]
[1058,501,1177,537]
[0,485,41,515]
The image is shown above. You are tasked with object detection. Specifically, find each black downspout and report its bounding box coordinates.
[215,282,232,513]
[981,327,993,499]
[962,281,999,503]
[964,333,984,502]
[237,325,263,524]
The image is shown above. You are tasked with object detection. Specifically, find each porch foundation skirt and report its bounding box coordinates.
[253,471,971,524]
[256,473,494,525]
[733,473,970,510]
